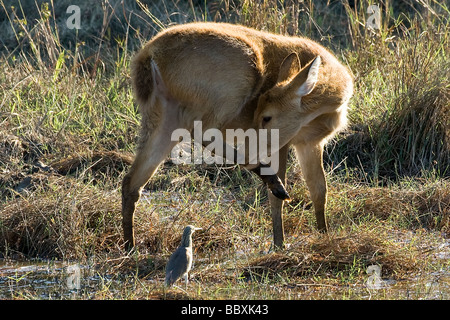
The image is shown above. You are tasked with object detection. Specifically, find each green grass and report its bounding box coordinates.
[0,0,449,299]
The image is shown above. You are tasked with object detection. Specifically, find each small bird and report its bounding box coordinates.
[165,225,201,288]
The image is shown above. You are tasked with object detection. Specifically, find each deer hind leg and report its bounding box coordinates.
[202,137,290,201]
[294,142,328,232]
[122,103,183,250]
[250,164,290,201]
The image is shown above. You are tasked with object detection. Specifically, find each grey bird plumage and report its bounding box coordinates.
[165,225,201,287]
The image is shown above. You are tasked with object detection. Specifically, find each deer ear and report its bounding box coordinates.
[294,56,321,97]
[277,52,301,83]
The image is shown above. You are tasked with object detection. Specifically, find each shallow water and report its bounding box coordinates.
[1,256,448,300]
[1,235,449,299]
[0,260,123,299]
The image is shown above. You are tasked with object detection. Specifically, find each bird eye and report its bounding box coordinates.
[263,116,272,123]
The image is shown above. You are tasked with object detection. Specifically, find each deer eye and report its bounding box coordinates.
[262,116,272,123]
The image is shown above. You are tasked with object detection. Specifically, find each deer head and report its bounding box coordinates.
[255,53,322,150]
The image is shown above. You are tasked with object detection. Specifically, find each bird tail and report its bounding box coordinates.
[165,271,174,287]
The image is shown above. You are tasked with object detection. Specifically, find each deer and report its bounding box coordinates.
[122,22,353,250]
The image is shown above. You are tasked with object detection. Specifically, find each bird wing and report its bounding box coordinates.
[165,247,189,286]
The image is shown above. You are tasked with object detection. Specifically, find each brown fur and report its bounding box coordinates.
[122,22,353,249]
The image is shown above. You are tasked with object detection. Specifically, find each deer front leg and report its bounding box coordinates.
[294,142,328,232]
[202,137,289,248]
[252,145,289,249]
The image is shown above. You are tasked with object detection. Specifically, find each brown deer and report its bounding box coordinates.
[122,22,353,250]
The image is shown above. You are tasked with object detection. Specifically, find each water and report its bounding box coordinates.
[1,256,448,299]
[1,237,449,299]
[0,260,123,299]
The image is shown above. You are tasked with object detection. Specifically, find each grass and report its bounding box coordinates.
[0,0,449,300]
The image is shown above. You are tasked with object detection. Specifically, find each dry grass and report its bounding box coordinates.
[1,158,447,275]
[243,231,417,280]
[1,176,122,260]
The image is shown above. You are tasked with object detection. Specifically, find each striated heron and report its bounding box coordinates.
[165,225,201,287]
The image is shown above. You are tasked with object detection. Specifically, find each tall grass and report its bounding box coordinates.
[1,0,448,178]
[340,1,450,178]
